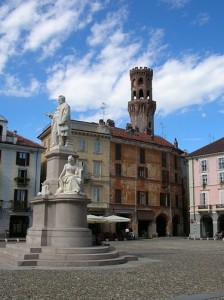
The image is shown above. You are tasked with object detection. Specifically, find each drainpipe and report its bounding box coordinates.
[192,159,196,221]
[34,148,40,196]
[168,152,171,237]
[134,145,137,236]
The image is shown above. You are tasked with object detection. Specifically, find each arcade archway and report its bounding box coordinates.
[173,214,181,236]
[200,215,213,238]
[156,214,168,237]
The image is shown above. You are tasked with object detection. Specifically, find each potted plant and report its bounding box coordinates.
[14,177,30,186]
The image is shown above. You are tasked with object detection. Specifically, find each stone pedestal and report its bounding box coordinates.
[45,145,77,195]
[25,145,93,248]
[26,194,92,247]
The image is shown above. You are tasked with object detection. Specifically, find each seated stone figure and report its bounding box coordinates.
[56,155,83,195]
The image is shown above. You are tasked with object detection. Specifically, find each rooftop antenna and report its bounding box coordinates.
[209,134,214,143]
[160,122,166,139]
[101,102,106,121]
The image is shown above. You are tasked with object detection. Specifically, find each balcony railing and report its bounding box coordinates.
[198,205,212,211]
[216,204,224,211]
[11,201,30,212]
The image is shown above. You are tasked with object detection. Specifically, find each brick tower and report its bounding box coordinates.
[128,67,156,134]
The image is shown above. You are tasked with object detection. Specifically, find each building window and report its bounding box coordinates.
[174,155,178,170]
[140,148,145,164]
[162,152,167,167]
[18,169,27,178]
[14,169,29,186]
[115,163,122,176]
[115,189,122,203]
[78,139,86,151]
[175,172,178,183]
[218,157,224,170]
[93,161,101,177]
[160,193,170,207]
[200,192,208,205]
[137,191,148,205]
[14,189,28,209]
[16,152,30,166]
[200,159,207,172]
[115,143,121,160]
[219,190,224,204]
[201,174,208,185]
[93,140,101,153]
[162,170,169,188]
[218,172,224,184]
[175,195,179,208]
[138,167,148,178]
[92,187,101,202]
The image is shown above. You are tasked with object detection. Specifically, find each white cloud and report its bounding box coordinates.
[87,9,127,47]
[0,0,105,71]
[160,0,190,9]
[1,0,224,132]
[46,19,165,125]
[0,74,41,97]
[192,12,210,26]
[154,54,224,115]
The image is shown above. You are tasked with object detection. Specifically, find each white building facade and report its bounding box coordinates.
[0,116,44,237]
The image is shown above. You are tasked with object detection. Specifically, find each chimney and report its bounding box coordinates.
[126,123,132,130]
[13,130,17,144]
[106,119,115,127]
[174,138,178,148]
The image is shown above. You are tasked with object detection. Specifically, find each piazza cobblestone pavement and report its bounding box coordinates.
[0,237,224,300]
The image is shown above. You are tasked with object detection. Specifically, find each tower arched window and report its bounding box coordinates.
[139,89,144,98]
[0,125,2,141]
[147,90,150,99]
[133,90,137,99]
[138,77,144,85]
[132,79,136,88]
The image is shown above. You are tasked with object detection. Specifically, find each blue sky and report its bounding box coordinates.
[0,0,224,153]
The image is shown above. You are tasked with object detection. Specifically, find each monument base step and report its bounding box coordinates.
[0,243,138,267]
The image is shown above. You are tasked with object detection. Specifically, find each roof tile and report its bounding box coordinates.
[7,130,44,149]
[188,137,224,157]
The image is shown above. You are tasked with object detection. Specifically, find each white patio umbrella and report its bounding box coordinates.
[104,215,131,223]
[87,214,106,224]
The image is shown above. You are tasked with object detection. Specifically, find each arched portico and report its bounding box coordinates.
[172,214,181,236]
[156,213,168,237]
[217,214,224,232]
[200,215,213,238]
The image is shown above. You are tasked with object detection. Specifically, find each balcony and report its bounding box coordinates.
[11,201,30,212]
[14,177,30,187]
[197,205,212,212]
[216,204,224,212]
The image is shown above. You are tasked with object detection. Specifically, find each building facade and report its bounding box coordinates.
[38,119,111,217]
[188,137,224,238]
[0,116,44,237]
[38,66,187,238]
[109,126,185,238]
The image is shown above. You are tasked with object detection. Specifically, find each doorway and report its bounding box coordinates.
[156,214,167,237]
[9,216,29,237]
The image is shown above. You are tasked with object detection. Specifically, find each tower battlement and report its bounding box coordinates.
[130,66,153,78]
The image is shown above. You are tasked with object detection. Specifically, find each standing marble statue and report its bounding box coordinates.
[46,95,71,147]
[55,155,84,195]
